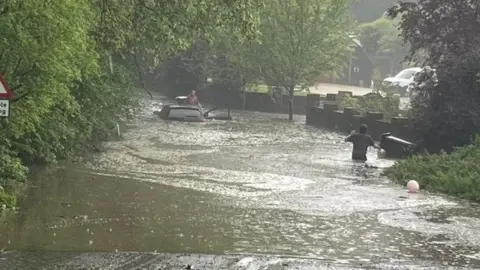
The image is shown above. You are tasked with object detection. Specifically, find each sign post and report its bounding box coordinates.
[0,73,12,118]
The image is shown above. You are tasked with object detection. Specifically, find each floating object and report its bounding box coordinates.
[407,180,420,193]
[380,132,417,158]
[377,148,386,158]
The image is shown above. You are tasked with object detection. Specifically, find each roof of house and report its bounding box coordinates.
[348,35,374,66]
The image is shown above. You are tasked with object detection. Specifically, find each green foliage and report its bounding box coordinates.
[341,92,401,119]
[233,0,355,120]
[0,189,16,211]
[357,17,410,78]
[0,0,263,209]
[0,144,24,211]
[0,145,28,189]
[350,0,399,23]
[384,137,480,202]
[389,1,480,153]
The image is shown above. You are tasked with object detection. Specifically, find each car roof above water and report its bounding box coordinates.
[166,104,201,110]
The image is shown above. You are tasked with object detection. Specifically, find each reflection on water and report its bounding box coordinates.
[1,97,480,268]
[1,169,234,253]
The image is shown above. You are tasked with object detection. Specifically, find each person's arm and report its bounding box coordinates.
[369,136,380,149]
[345,131,355,142]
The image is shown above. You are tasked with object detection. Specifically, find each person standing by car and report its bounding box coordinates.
[187,90,199,106]
[344,124,380,161]
[187,89,204,111]
[187,90,200,106]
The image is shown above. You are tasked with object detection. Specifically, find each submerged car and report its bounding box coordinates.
[153,96,232,122]
[382,67,422,95]
[156,105,206,122]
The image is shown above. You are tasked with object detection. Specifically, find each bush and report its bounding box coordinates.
[388,1,480,153]
[384,136,480,202]
[341,91,401,119]
[0,189,16,212]
[0,144,29,191]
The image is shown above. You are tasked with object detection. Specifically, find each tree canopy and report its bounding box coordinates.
[357,16,410,79]
[351,0,399,22]
[0,0,263,208]
[236,0,354,120]
[388,0,480,152]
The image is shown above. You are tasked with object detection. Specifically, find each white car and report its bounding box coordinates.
[382,67,422,90]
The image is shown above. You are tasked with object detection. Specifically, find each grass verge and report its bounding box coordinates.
[383,137,480,202]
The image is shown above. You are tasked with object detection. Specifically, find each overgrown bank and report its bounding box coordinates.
[0,1,139,210]
[382,1,480,202]
[0,0,263,211]
[384,137,480,202]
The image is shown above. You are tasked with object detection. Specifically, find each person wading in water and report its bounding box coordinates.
[344,124,380,161]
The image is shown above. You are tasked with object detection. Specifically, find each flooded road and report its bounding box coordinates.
[1,97,480,269]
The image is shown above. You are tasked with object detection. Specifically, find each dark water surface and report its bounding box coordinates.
[1,97,480,269]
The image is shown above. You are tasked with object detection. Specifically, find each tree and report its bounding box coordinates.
[0,0,264,207]
[96,0,264,96]
[238,0,353,120]
[388,1,480,152]
[358,17,410,78]
[351,0,400,22]
[181,34,263,95]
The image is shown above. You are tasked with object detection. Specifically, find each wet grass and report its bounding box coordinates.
[384,139,480,202]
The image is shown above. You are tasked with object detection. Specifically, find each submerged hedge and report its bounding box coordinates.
[384,138,480,202]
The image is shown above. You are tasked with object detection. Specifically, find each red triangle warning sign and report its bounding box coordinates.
[0,73,12,98]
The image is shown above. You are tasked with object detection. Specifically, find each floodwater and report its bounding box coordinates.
[1,96,480,269]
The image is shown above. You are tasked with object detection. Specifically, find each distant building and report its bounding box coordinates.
[318,36,374,88]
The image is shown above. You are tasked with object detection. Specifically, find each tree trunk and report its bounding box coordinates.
[288,87,294,120]
[133,51,153,98]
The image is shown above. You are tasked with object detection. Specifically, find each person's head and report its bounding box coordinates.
[190,90,196,95]
[359,124,368,134]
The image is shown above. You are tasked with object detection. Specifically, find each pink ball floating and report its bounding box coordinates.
[407,180,420,193]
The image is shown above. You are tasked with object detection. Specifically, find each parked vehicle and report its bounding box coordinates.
[382,67,422,96]
[406,66,438,98]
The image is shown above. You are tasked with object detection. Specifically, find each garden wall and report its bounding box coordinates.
[305,93,415,143]
[199,91,308,115]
